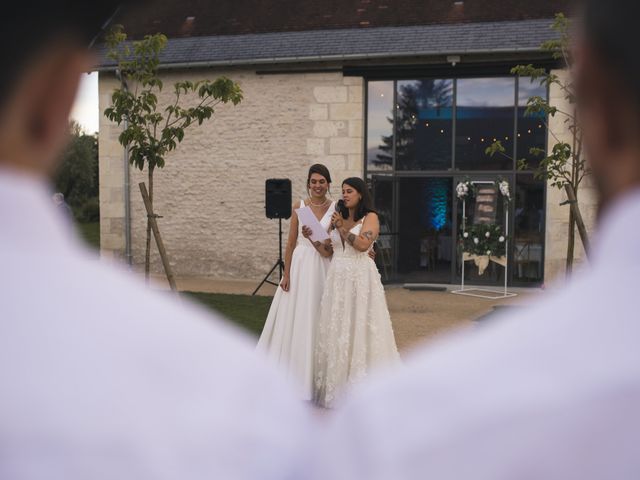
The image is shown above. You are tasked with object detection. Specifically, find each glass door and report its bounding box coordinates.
[396,176,454,284]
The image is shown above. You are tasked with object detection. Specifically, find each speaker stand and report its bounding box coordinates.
[253,218,285,296]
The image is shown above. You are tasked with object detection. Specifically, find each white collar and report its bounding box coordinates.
[0,167,78,253]
[591,188,640,269]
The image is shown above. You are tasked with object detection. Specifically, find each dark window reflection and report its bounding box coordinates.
[395,79,453,170]
[455,78,515,170]
[367,81,394,170]
[398,177,453,283]
[517,77,548,169]
[369,174,394,280]
[513,174,544,283]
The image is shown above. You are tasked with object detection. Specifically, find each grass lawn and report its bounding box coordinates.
[184,292,272,336]
[77,221,100,249]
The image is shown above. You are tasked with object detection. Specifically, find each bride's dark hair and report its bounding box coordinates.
[307,163,332,187]
[342,177,376,221]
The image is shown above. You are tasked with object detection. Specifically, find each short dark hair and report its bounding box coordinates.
[0,1,127,109]
[342,177,376,222]
[583,0,640,110]
[307,163,332,186]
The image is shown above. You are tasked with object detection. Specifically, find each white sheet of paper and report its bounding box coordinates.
[295,206,330,242]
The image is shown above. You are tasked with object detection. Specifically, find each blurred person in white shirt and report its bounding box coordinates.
[314,1,640,479]
[0,2,313,479]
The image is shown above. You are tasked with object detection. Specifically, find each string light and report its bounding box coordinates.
[517,133,521,137]
[481,138,485,142]
[440,129,444,134]
[527,129,532,134]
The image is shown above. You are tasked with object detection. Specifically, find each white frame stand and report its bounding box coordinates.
[451,181,517,300]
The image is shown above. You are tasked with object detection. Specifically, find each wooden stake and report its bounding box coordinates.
[139,182,178,292]
[564,183,591,259]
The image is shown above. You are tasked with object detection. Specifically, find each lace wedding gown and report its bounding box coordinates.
[257,200,335,400]
[314,219,400,407]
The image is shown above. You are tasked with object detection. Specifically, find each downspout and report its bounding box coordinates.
[123,118,131,266]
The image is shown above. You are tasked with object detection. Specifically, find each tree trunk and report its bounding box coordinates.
[144,166,154,282]
[139,182,177,292]
[565,206,575,276]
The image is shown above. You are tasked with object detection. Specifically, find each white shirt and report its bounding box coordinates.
[315,189,640,479]
[0,169,313,479]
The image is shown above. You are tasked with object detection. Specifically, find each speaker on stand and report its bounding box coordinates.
[253,178,292,295]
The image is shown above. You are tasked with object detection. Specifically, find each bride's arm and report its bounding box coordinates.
[336,212,380,253]
[280,205,299,291]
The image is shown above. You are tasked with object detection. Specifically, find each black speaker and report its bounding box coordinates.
[265,178,292,219]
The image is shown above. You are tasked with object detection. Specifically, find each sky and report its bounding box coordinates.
[70,72,99,135]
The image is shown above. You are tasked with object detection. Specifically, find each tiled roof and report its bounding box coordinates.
[98,18,559,68]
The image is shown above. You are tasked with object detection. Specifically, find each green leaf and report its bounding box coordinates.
[485,140,506,157]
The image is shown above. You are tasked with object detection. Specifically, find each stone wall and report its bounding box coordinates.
[99,68,364,279]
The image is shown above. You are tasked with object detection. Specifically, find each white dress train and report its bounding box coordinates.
[257,200,335,400]
[314,219,401,408]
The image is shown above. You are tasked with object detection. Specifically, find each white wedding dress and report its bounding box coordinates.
[257,200,335,400]
[314,218,400,408]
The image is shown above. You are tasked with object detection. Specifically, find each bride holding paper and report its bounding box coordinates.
[257,164,336,400]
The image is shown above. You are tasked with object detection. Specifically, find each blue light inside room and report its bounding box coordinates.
[423,178,450,231]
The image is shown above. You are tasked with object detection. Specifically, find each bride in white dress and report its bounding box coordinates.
[257,164,335,400]
[314,177,400,408]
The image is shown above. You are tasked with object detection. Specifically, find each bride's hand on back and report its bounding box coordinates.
[301,225,313,239]
[368,246,376,261]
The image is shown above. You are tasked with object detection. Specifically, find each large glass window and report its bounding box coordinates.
[513,174,545,283]
[366,81,394,171]
[455,77,515,171]
[364,74,549,286]
[396,79,453,171]
[517,77,548,169]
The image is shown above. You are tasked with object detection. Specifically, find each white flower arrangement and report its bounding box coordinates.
[498,180,511,199]
[461,225,507,258]
[456,181,469,199]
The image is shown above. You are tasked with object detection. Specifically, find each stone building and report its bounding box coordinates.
[98,0,594,287]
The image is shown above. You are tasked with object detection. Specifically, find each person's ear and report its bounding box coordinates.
[6,41,93,175]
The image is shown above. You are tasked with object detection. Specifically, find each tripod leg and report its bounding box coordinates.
[252,261,281,296]
[253,217,287,296]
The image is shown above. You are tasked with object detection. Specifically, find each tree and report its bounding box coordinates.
[104,25,243,282]
[487,13,590,275]
[376,79,453,169]
[54,121,98,218]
